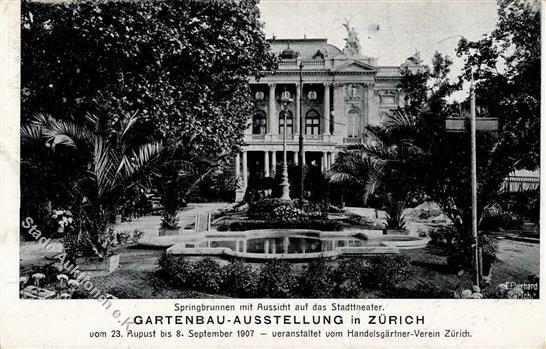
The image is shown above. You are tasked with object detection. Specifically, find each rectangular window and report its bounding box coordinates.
[305,118,320,135]
[279,117,293,135]
[347,114,360,138]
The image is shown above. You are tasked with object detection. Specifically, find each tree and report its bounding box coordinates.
[456,0,540,172]
[329,109,428,229]
[330,0,540,266]
[22,111,162,257]
[21,0,276,226]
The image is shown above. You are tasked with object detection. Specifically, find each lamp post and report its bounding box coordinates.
[280,92,293,200]
[445,78,498,287]
[298,62,304,201]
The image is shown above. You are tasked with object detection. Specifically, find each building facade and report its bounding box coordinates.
[234,28,423,201]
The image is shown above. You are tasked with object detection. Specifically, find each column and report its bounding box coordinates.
[302,151,306,165]
[271,151,277,176]
[242,151,248,187]
[235,153,241,178]
[294,151,299,165]
[332,83,344,137]
[331,151,337,167]
[366,82,374,127]
[264,240,270,254]
[322,152,328,172]
[323,83,331,135]
[264,151,270,177]
[283,237,289,254]
[295,83,301,135]
[326,152,331,170]
[268,83,276,134]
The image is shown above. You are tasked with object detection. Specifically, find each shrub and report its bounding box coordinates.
[297,258,336,298]
[248,198,328,222]
[428,227,499,271]
[364,255,412,289]
[334,258,367,297]
[387,279,456,298]
[116,230,144,245]
[384,199,407,230]
[156,252,194,289]
[248,199,294,220]
[479,234,498,260]
[428,226,449,245]
[62,228,99,258]
[428,226,473,269]
[156,253,223,294]
[256,260,296,298]
[297,199,328,219]
[216,219,343,232]
[480,204,523,231]
[189,258,223,294]
[221,260,258,297]
[273,205,307,223]
[106,284,143,299]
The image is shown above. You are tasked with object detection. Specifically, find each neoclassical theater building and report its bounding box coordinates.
[233,25,423,200]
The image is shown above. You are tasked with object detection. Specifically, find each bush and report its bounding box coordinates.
[247,198,328,222]
[216,219,343,232]
[272,204,307,223]
[480,204,523,231]
[428,226,498,271]
[256,260,296,298]
[334,258,367,297]
[189,258,223,294]
[156,253,223,294]
[297,258,336,298]
[221,260,258,298]
[298,199,328,219]
[365,255,412,289]
[106,284,143,299]
[248,199,294,220]
[62,228,99,258]
[387,279,456,298]
[428,226,472,269]
[156,252,194,289]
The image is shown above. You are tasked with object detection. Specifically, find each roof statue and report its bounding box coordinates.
[342,19,361,56]
[405,50,423,65]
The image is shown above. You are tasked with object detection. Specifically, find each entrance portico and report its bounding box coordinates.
[234,148,337,187]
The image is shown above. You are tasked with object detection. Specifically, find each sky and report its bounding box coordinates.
[258,0,499,101]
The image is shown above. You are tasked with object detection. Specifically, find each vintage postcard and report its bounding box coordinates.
[1,0,544,347]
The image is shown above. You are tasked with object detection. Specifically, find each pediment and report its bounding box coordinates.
[332,60,377,73]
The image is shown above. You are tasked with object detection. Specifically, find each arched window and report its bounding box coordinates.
[305,110,321,135]
[347,108,360,138]
[279,110,293,135]
[252,110,267,135]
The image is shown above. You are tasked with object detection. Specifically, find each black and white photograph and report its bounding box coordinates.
[1,0,544,347]
[16,0,541,300]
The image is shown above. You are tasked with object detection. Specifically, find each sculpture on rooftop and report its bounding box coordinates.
[405,50,423,65]
[342,19,361,56]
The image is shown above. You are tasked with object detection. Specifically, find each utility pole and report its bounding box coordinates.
[298,61,304,201]
[469,79,480,287]
[445,76,498,288]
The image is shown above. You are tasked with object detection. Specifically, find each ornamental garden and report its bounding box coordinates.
[20,0,539,300]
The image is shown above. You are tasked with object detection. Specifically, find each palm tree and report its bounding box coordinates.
[328,108,425,229]
[22,112,162,257]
